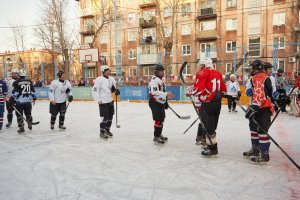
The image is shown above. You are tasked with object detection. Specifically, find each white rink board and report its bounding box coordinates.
[0,101,299,200]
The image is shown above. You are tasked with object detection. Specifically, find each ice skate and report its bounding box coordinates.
[159,134,168,141]
[100,130,108,139]
[251,152,270,164]
[59,125,66,131]
[243,146,260,158]
[6,122,12,128]
[153,137,165,144]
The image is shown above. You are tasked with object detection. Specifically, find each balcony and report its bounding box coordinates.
[198,51,217,59]
[140,36,156,45]
[138,53,161,65]
[197,8,217,20]
[79,26,95,35]
[139,0,156,8]
[139,17,156,28]
[196,30,217,41]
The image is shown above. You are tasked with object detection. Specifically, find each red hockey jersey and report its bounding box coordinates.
[188,68,226,102]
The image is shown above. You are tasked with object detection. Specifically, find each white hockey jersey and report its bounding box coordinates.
[226,80,240,97]
[92,76,116,104]
[6,78,16,98]
[148,76,167,104]
[269,76,276,93]
[48,80,72,103]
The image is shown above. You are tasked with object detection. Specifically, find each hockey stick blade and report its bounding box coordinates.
[179,61,188,85]
[116,124,121,128]
[32,121,40,125]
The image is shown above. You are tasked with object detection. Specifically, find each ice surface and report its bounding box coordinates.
[0,101,299,200]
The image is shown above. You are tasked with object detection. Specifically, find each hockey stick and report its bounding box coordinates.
[12,105,40,125]
[179,62,213,145]
[168,105,191,119]
[115,80,121,128]
[235,100,300,171]
[183,118,199,134]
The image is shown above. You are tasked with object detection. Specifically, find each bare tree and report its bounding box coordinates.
[8,23,27,52]
[153,0,183,83]
[34,0,79,79]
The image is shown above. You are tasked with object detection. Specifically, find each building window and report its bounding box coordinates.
[227,0,237,7]
[143,28,156,41]
[278,60,285,70]
[129,67,137,76]
[88,68,95,78]
[128,29,136,41]
[226,18,237,31]
[128,49,137,59]
[248,14,261,35]
[100,34,108,44]
[226,41,237,52]
[141,44,157,54]
[182,24,191,35]
[143,66,155,76]
[200,42,217,58]
[182,64,191,75]
[163,7,172,17]
[226,63,232,74]
[143,10,155,20]
[200,20,216,31]
[181,3,191,17]
[128,13,135,22]
[248,0,261,8]
[164,26,171,37]
[182,45,191,55]
[274,37,285,49]
[249,37,260,57]
[84,35,93,44]
[273,13,286,26]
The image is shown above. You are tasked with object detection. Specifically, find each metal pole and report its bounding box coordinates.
[233,47,237,74]
[41,62,45,87]
[242,47,247,86]
[4,63,8,79]
[113,0,122,85]
[54,61,58,80]
[84,63,88,86]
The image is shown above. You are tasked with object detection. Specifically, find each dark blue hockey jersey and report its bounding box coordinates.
[12,78,36,104]
[0,80,8,106]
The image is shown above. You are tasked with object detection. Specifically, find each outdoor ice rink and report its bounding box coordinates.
[0,100,299,200]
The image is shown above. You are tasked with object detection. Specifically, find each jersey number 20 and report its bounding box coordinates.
[211,78,221,92]
[21,85,31,94]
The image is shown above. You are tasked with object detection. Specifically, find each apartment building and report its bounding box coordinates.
[76,0,300,84]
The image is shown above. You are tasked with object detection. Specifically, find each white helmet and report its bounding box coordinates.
[198,57,213,68]
[101,65,110,73]
[230,74,237,80]
[19,69,27,77]
[11,68,19,74]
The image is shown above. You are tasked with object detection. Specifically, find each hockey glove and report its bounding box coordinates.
[245,105,259,119]
[165,102,169,110]
[246,88,252,97]
[276,93,291,107]
[237,91,242,100]
[68,95,73,102]
[66,88,70,94]
[111,85,116,93]
[9,97,16,106]
[115,88,120,96]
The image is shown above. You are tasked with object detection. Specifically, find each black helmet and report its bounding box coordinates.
[154,64,165,72]
[57,70,65,78]
[249,60,264,71]
[263,62,273,70]
[277,68,284,73]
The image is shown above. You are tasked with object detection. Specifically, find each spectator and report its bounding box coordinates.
[78,78,85,87]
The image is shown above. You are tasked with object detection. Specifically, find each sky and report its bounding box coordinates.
[0,0,79,53]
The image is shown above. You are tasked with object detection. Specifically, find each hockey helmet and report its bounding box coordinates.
[57,70,65,78]
[101,65,110,73]
[19,69,27,77]
[198,57,213,68]
[277,68,284,73]
[249,60,265,71]
[11,68,19,74]
[229,74,236,80]
[154,64,165,72]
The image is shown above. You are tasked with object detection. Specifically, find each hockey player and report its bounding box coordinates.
[186,58,226,156]
[225,74,241,112]
[11,69,36,134]
[0,79,8,131]
[275,68,287,112]
[243,60,290,163]
[48,70,73,130]
[92,65,120,139]
[148,64,174,144]
[5,68,19,128]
